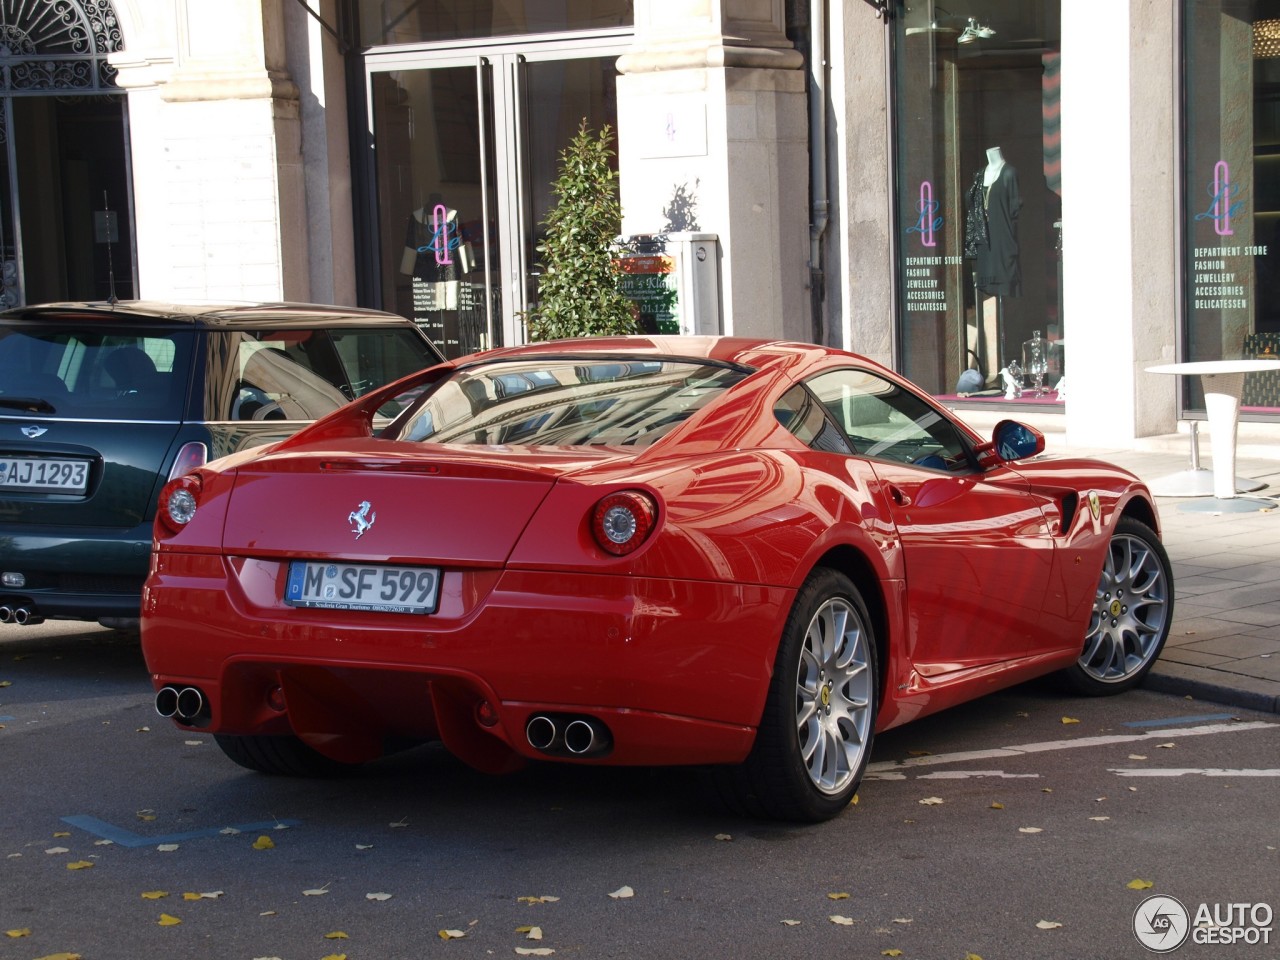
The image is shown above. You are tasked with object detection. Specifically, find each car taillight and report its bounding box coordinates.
[591,491,657,556]
[156,473,204,535]
[168,441,208,481]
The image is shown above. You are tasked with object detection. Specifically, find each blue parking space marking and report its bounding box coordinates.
[1123,713,1237,728]
[62,815,301,848]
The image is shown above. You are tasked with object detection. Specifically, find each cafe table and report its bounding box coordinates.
[1145,359,1278,512]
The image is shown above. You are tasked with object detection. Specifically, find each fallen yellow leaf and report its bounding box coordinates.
[990,802,1005,810]
[324,932,349,940]
[5,928,31,938]
[157,914,181,926]
[829,915,855,926]
[33,954,82,960]
[438,929,466,940]
[1127,879,1154,890]
[514,950,555,957]
[252,835,275,850]
[1061,717,1079,724]
[827,892,851,900]
[1018,827,1043,834]
[321,955,347,960]
[1036,920,1063,930]
[53,832,70,838]
[65,861,94,870]
[141,891,169,900]
[919,797,944,805]
[882,951,903,957]
[964,954,984,960]
[524,926,544,940]
[366,892,392,901]
[608,885,634,899]
[518,895,560,904]
[780,919,801,926]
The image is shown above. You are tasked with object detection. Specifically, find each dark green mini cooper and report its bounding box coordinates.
[0,301,442,628]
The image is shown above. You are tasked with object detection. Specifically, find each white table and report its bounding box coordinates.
[1146,359,1278,511]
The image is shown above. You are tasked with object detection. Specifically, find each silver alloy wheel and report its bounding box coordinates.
[1081,532,1171,683]
[794,596,874,794]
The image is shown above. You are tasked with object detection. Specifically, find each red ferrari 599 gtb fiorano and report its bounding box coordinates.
[141,337,1173,822]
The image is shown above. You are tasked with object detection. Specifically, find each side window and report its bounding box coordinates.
[773,385,854,455]
[804,369,974,471]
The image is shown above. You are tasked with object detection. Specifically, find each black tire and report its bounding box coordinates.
[214,734,360,777]
[712,568,878,822]
[1059,516,1174,696]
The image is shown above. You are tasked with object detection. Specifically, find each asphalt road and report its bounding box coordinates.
[1,621,1277,960]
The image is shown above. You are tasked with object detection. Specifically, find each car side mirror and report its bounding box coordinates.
[983,419,1045,464]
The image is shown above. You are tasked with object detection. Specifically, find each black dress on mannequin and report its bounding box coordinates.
[974,162,1021,297]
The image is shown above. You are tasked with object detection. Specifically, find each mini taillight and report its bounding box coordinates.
[167,441,208,481]
[591,491,657,556]
[156,473,204,535]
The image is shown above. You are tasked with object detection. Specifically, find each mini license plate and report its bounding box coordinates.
[285,561,440,614]
[0,457,90,493]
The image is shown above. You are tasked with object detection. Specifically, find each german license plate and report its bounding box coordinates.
[0,457,90,493]
[284,561,440,614]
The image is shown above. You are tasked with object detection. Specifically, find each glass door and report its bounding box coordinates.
[368,39,624,358]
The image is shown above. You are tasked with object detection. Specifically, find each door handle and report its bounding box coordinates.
[888,484,911,507]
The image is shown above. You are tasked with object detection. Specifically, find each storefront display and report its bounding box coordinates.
[1183,0,1280,416]
[894,1,1062,404]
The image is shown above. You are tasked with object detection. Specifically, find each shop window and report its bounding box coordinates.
[358,0,633,46]
[1183,0,1280,415]
[892,1,1063,405]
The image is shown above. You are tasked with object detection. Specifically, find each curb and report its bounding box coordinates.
[1145,662,1280,715]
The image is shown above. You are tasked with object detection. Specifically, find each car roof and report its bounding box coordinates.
[0,300,419,330]
[462,335,870,377]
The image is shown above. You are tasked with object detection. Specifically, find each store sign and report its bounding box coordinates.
[1194,160,1245,237]
[617,252,679,334]
[903,179,960,314]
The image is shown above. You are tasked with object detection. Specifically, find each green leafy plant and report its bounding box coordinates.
[525,121,638,341]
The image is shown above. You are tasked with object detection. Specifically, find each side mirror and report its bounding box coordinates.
[989,419,1045,462]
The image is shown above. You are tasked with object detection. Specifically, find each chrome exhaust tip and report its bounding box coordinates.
[0,605,13,623]
[175,686,206,722]
[564,717,612,756]
[155,686,179,718]
[13,606,42,626]
[525,714,560,752]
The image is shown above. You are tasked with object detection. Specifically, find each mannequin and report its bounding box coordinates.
[965,146,1022,379]
[975,146,1020,297]
[982,145,1005,187]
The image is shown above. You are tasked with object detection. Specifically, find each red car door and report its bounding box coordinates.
[799,369,1055,683]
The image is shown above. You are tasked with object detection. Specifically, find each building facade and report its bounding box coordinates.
[6,0,1278,452]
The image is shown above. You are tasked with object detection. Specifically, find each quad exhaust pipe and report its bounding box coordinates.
[154,685,210,725]
[0,604,43,625]
[525,713,612,758]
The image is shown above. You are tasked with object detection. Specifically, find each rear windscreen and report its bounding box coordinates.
[0,326,194,421]
[205,327,440,422]
[392,358,749,447]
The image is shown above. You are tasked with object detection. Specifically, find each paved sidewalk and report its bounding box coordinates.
[1050,443,1280,714]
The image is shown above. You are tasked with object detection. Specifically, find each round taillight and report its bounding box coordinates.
[591,491,657,556]
[157,473,203,535]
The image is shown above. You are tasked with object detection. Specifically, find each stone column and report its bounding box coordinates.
[112,0,307,302]
[616,0,809,339]
[1061,1,1178,447]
